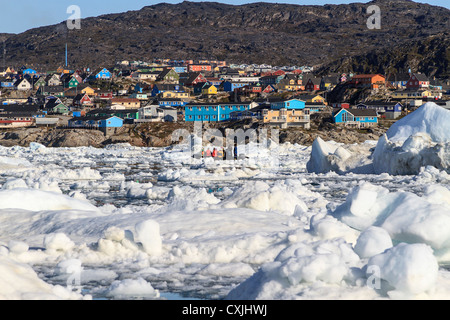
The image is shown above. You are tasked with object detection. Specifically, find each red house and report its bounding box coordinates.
[305,78,322,91]
[406,73,430,89]
[272,70,286,76]
[184,72,207,86]
[97,91,114,100]
[73,93,93,106]
[262,84,276,93]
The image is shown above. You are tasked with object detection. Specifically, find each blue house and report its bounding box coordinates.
[333,108,378,128]
[270,98,306,110]
[1,80,15,88]
[68,115,123,128]
[222,81,247,92]
[152,84,183,97]
[95,68,112,80]
[22,68,37,75]
[356,101,402,119]
[185,103,251,122]
[174,66,187,73]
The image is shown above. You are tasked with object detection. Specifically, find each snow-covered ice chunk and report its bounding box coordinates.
[354,226,392,259]
[0,188,100,212]
[106,277,160,299]
[44,233,75,252]
[134,220,162,256]
[367,243,438,298]
[0,256,87,300]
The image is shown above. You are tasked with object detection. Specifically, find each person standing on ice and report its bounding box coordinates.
[234,144,238,160]
[212,148,217,158]
[206,148,211,157]
[201,148,204,158]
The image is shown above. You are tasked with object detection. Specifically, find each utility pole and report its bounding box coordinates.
[2,41,4,71]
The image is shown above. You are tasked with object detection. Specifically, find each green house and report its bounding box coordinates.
[34,77,47,89]
[68,76,80,88]
[157,69,179,82]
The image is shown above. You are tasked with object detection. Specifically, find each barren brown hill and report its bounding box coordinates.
[3,0,450,78]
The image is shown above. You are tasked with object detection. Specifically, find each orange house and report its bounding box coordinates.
[188,64,212,72]
[350,74,386,89]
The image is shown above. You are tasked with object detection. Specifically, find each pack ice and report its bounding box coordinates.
[307,102,450,175]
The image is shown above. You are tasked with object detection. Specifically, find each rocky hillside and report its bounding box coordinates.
[3,0,450,78]
[0,119,387,148]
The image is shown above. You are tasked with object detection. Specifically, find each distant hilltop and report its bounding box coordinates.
[2,0,450,78]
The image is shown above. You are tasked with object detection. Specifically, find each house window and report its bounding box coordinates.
[189,116,193,119]
[197,116,201,120]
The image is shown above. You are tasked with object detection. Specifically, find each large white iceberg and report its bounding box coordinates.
[373,103,450,175]
[307,103,450,175]
[306,138,375,174]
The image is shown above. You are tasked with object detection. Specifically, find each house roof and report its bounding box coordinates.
[306,77,322,85]
[69,115,122,122]
[339,108,378,117]
[411,73,430,81]
[87,108,138,114]
[387,73,411,82]
[352,74,385,79]
[357,101,401,107]
[110,98,140,103]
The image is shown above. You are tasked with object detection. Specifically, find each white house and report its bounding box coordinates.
[15,78,32,91]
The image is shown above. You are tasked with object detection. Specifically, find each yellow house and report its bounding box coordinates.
[202,85,218,95]
[392,89,434,99]
[297,94,325,103]
[263,108,310,129]
[81,86,96,96]
[161,91,190,99]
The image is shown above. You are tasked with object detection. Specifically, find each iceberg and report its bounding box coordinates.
[372,103,450,175]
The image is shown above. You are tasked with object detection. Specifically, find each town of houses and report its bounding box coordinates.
[0,59,449,133]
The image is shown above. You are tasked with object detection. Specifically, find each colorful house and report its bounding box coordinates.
[156,68,180,83]
[223,81,247,92]
[406,73,430,90]
[356,101,402,119]
[158,99,187,107]
[34,77,47,89]
[73,93,93,107]
[305,77,322,91]
[185,103,251,122]
[350,74,386,89]
[333,108,378,128]
[1,80,15,88]
[386,73,411,89]
[95,68,112,80]
[262,84,276,94]
[202,84,218,95]
[22,68,37,75]
[68,76,80,88]
[262,108,310,129]
[68,115,123,128]
[270,98,306,110]
[109,98,140,109]
[181,72,207,86]
[188,64,212,72]
[296,94,325,104]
